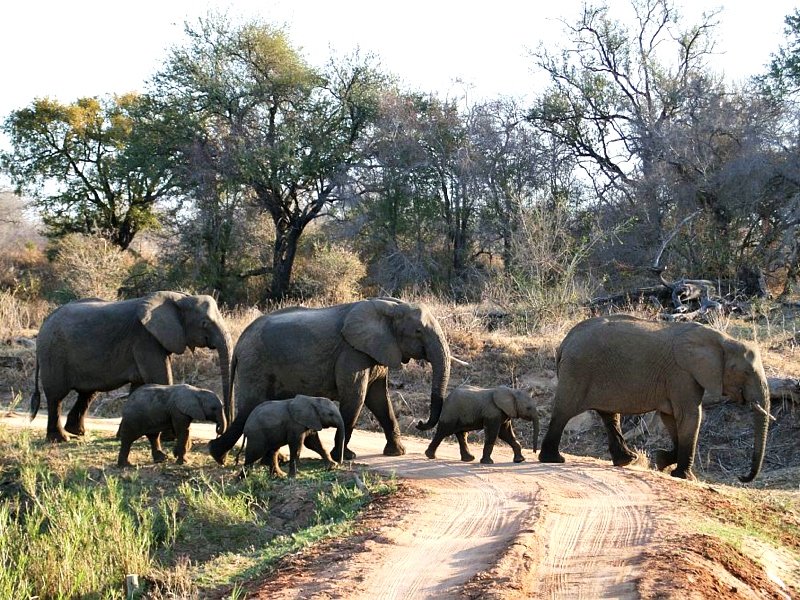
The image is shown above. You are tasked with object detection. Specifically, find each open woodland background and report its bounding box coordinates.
[2,0,800,466]
[2,3,800,596]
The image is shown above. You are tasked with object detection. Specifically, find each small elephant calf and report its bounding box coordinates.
[117,384,227,468]
[425,385,540,464]
[241,395,346,478]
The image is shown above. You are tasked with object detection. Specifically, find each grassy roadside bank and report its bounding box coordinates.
[0,426,396,599]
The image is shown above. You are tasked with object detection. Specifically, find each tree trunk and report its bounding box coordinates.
[269,224,302,301]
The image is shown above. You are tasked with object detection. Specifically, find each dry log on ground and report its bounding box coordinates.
[768,377,800,403]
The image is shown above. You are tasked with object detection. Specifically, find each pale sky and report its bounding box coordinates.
[0,0,797,142]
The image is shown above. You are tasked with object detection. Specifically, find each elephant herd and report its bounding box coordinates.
[29,292,772,483]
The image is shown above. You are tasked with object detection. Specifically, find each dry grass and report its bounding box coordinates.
[2,293,800,486]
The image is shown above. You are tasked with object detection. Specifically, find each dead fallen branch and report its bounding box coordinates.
[768,377,800,403]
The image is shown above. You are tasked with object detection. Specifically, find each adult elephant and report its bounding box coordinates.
[31,291,232,443]
[209,297,452,464]
[539,314,771,482]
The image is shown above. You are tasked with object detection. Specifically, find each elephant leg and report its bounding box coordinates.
[481,419,502,464]
[288,437,304,478]
[148,433,168,463]
[64,391,96,437]
[303,432,335,466]
[134,347,173,385]
[539,397,576,463]
[424,423,455,460]
[364,374,405,457]
[243,436,266,469]
[173,425,191,465]
[498,421,525,463]
[333,377,368,461]
[672,405,702,480]
[269,450,287,478]
[455,431,475,462]
[597,410,638,466]
[654,411,679,471]
[117,429,137,468]
[45,390,69,443]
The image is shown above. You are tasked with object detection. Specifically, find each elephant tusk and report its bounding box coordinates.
[752,402,776,422]
[450,356,469,367]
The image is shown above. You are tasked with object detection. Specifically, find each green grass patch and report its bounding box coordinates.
[0,425,396,598]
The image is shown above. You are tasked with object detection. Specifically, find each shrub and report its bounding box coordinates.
[50,234,135,301]
[293,241,367,303]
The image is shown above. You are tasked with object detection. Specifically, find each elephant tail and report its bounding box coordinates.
[225,352,238,424]
[29,361,41,420]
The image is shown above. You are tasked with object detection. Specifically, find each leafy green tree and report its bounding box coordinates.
[1,94,176,249]
[154,16,387,300]
[762,9,800,96]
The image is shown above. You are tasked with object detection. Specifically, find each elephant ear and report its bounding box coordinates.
[175,387,207,422]
[675,328,724,402]
[289,395,324,431]
[137,292,187,355]
[492,387,518,419]
[341,299,403,368]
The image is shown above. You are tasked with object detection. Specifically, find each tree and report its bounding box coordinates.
[1,94,176,249]
[154,16,387,300]
[355,91,444,293]
[761,9,800,97]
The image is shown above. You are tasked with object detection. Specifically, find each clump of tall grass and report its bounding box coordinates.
[0,464,152,599]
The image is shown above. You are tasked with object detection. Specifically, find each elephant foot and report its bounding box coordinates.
[513,454,526,464]
[654,449,677,471]
[424,447,437,460]
[63,422,85,437]
[460,453,475,462]
[342,448,357,461]
[670,467,696,481]
[480,456,494,465]
[611,451,638,467]
[383,441,406,456]
[325,460,338,471]
[118,460,135,468]
[152,451,168,464]
[47,428,70,443]
[175,456,187,465]
[539,449,565,463]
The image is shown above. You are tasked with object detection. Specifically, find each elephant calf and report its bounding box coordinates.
[425,385,540,464]
[117,384,226,468]
[241,395,346,478]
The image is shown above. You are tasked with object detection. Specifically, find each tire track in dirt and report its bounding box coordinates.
[530,465,656,598]
[3,414,662,599]
[271,429,661,600]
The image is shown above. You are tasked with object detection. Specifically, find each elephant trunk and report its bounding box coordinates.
[211,326,233,423]
[333,414,346,464]
[215,408,227,436]
[739,378,771,483]
[209,407,250,465]
[416,323,451,431]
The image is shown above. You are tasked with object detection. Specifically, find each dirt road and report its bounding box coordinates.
[255,428,663,599]
[5,414,663,599]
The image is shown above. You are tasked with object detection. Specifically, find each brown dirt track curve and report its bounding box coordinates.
[4,413,780,599]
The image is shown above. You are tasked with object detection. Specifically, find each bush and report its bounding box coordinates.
[293,241,367,304]
[50,234,135,301]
